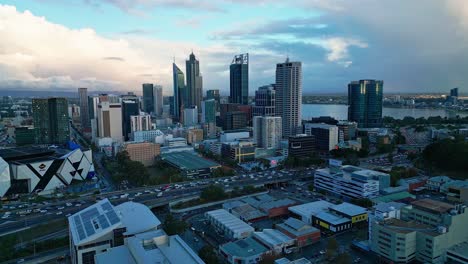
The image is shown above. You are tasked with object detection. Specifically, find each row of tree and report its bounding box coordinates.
[384,115,468,126]
[422,138,468,176]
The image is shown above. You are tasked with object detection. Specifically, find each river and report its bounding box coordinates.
[301,104,468,120]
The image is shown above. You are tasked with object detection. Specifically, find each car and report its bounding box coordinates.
[319,250,326,255]
[66,203,73,207]
[66,213,72,217]
[56,211,63,215]
[57,206,64,210]
[75,204,82,207]
[40,210,47,213]
[16,259,25,263]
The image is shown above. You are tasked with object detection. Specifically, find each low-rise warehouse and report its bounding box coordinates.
[253,229,295,254]
[220,237,269,264]
[288,201,334,224]
[205,209,254,239]
[276,218,320,247]
[161,151,220,178]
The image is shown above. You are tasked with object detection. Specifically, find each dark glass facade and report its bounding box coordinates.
[32,97,70,145]
[122,100,139,141]
[172,63,185,119]
[253,84,275,117]
[186,53,203,111]
[348,80,383,128]
[142,83,154,114]
[229,54,249,105]
[288,135,315,158]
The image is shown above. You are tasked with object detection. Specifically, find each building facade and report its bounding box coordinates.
[186,52,203,111]
[288,135,315,158]
[202,99,216,123]
[142,83,154,114]
[78,88,90,129]
[122,142,160,167]
[122,100,139,141]
[348,80,384,128]
[172,63,185,120]
[275,59,302,138]
[130,114,152,134]
[253,84,275,117]
[304,123,339,151]
[183,106,199,126]
[230,53,249,105]
[97,101,123,142]
[153,85,163,117]
[253,116,282,149]
[32,98,70,145]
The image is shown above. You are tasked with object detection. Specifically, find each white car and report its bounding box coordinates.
[66,203,73,207]
[57,206,64,210]
[56,211,63,215]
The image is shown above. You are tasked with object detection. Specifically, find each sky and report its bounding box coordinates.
[0,0,468,95]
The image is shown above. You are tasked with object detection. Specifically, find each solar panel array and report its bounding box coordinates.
[72,200,121,243]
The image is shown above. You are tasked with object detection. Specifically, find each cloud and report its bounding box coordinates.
[102,56,125,61]
[83,0,225,14]
[120,29,154,35]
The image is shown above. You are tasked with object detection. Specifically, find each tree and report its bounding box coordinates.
[200,185,226,202]
[387,152,394,163]
[163,214,187,235]
[198,246,219,264]
[258,252,278,264]
[336,252,352,264]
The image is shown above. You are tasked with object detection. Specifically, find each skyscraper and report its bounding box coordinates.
[183,106,198,127]
[230,53,249,105]
[130,114,152,134]
[275,59,302,138]
[142,83,154,114]
[97,100,123,142]
[253,116,282,149]
[206,89,220,112]
[202,99,216,123]
[172,63,185,120]
[153,85,163,116]
[450,87,459,97]
[186,52,203,111]
[253,84,275,117]
[32,98,70,145]
[347,80,383,128]
[78,88,90,130]
[122,100,139,141]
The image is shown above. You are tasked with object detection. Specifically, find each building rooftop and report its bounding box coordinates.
[161,151,220,170]
[231,204,267,221]
[241,194,275,208]
[447,242,468,261]
[259,198,297,211]
[304,123,337,129]
[428,176,452,183]
[115,201,161,236]
[374,202,407,214]
[411,199,454,214]
[371,191,416,204]
[220,237,269,258]
[275,258,311,264]
[315,211,350,225]
[289,200,334,217]
[330,202,367,217]
[206,209,254,234]
[253,229,294,248]
[277,217,319,237]
[380,218,437,235]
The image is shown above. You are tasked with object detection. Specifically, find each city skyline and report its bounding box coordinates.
[1,1,468,95]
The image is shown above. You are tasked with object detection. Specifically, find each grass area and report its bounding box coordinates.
[0,219,69,262]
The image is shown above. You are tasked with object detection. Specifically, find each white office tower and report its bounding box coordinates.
[183,106,198,127]
[130,114,152,134]
[153,85,163,117]
[275,59,302,138]
[253,116,282,149]
[96,100,123,142]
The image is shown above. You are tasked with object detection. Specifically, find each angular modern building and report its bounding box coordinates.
[253,116,282,149]
[78,88,90,130]
[230,53,249,105]
[253,84,275,117]
[32,97,70,145]
[348,80,383,128]
[186,52,203,111]
[276,59,302,138]
[121,100,139,141]
[142,83,154,114]
[172,63,185,120]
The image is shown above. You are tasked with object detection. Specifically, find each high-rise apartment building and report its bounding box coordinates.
[304,123,339,151]
[183,106,198,127]
[172,63,185,120]
[202,99,216,123]
[230,53,249,105]
[142,83,154,114]
[97,101,123,142]
[32,98,70,145]
[253,84,275,117]
[348,80,383,128]
[78,88,90,129]
[253,116,282,149]
[153,85,163,117]
[186,52,203,111]
[276,59,302,138]
[122,100,139,141]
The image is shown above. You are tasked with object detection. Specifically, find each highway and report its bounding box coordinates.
[0,168,314,236]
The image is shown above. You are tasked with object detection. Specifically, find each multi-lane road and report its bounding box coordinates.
[0,168,314,235]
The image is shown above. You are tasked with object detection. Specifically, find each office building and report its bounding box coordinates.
[133,129,164,143]
[370,199,468,264]
[276,217,321,247]
[202,99,216,123]
[304,123,338,151]
[205,209,254,239]
[314,163,390,199]
[238,104,253,127]
[288,135,315,158]
[225,111,247,131]
[220,130,250,142]
[206,89,220,111]
[221,141,256,163]
[172,63,185,120]
[253,116,282,149]
[253,84,275,117]
[337,121,357,141]
[142,83,154,114]
[186,128,204,144]
[32,98,70,145]
[15,126,35,146]
[230,53,249,105]
[97,101,123,142]
[130,114,152,135]
[122,142,160,167]
[186,52,203,110]
[183,106,198,126]
[153,85,163,116]
[276,59,302,137]
[78,88,90,129]
[348,80,384,128]
[0,147,93,197]
[122,100,139,141]
[450,87,459,97]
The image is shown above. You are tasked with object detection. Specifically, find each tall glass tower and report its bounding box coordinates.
[230,53,249,105]
[32,98,70,145]
[172,63,185,120]
[185,52,203,111]
[348,80,383,128]
[142,83,154,114]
